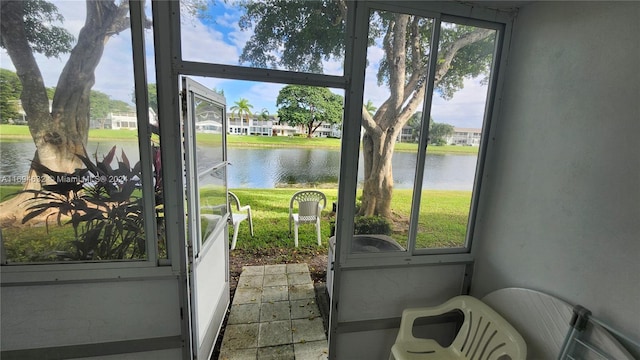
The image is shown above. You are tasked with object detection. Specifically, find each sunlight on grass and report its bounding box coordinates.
[1,186,471,261]
[0,185,21,202]
[357,189,471,249]
[417,191,471,248]
[3,224,77,262]
[229,189,338,250]
[231,188,471,251]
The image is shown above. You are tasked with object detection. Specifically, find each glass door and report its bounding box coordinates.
[182,76,229,359]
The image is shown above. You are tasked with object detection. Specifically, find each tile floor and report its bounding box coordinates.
[219,264,328,360]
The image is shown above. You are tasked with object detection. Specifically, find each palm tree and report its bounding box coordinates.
[258,108,270,121]
[230,98,254,128]
[364,99,377,117]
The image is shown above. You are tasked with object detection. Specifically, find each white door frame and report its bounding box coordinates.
[182,76,231,360]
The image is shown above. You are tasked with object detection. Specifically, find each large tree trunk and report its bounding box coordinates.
[358,13,420,217]
[358,13,493,218]
[359,110,410,218]
[360,130,393,217]
[0,1,130,226]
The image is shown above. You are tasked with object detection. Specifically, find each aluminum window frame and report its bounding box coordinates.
[335,1,511,269]
[411,15,506,256]
[1,0,163,278]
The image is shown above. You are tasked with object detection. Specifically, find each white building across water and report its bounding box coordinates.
[446,128,482,146]
[227,115,336,137]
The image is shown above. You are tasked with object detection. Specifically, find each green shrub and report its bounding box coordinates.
[19,145,164,260]
[354,215,391,235]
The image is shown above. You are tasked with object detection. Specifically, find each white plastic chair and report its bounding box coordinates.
[390,295,527,360]
[288,190,326,247]
[228,191,253,250]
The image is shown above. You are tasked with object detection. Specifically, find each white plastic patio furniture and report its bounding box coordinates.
[289,190,326,247]
[390,295,527,360]
[228,191,253,250]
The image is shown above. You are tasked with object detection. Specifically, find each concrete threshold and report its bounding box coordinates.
[219,264,328,360]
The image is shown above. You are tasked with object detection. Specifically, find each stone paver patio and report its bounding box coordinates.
[219,264,328,360]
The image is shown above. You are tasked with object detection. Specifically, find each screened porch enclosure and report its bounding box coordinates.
[1,1,638,359]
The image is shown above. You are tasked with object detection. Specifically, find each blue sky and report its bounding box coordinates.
[0,1,489,129]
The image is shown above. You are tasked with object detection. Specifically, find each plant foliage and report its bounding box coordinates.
[1,0,75,58]
[276,85,343,137]
[354,215,392,235]
[20,146,163,260]
[0,68,22,122]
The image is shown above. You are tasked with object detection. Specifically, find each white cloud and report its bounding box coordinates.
[214,2,251,44]
[215,11,241,29]
[240,82,284,112]
[432,78,489,128]
[227,27,254,56]
[322,57,344,77]
[93,29,136,103]
[145,30,157,84]
[181,21,240,64]
[52,1,86,36]
[363,45,389,108]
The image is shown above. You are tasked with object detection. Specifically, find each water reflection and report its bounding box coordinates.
[0,141,476,190]
[229,148,341,188]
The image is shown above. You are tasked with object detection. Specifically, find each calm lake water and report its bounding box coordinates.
[0,141,477,190]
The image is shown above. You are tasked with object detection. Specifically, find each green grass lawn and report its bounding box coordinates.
[0,124,478,154]
[0,185,21,202]
[1,187,470,262]
[228,188,470,250]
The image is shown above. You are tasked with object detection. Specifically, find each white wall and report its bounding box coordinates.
[1,276,184,358]
[472,0,640,349]
[331,264,466,359]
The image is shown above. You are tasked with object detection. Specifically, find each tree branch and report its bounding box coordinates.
[387,13,408,115]
[409,16,422,74]
[434,28,494,83]
[106,1,132,37]
[400,15,428,102]
[361,106,380,136]
[334,0,347,26]
[376,14,411,130]
[397,81,426,130]
[399,27,493,122]
[52,1,130,142]
[311,120,323,134]
[0,1,50,138]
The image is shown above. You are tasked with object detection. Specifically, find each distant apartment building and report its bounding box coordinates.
[446,128,482,146]
[271,122,299,137]
[394,125,482,145]
[315,122,333,138]
[330,124,342,138]
[227,116,251,135]
[228,116,279,136]
[91,109,157,130]
[397,126,415,142]
[249,119,272,136]
[227,114,336,138]
[109,112,138,130]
